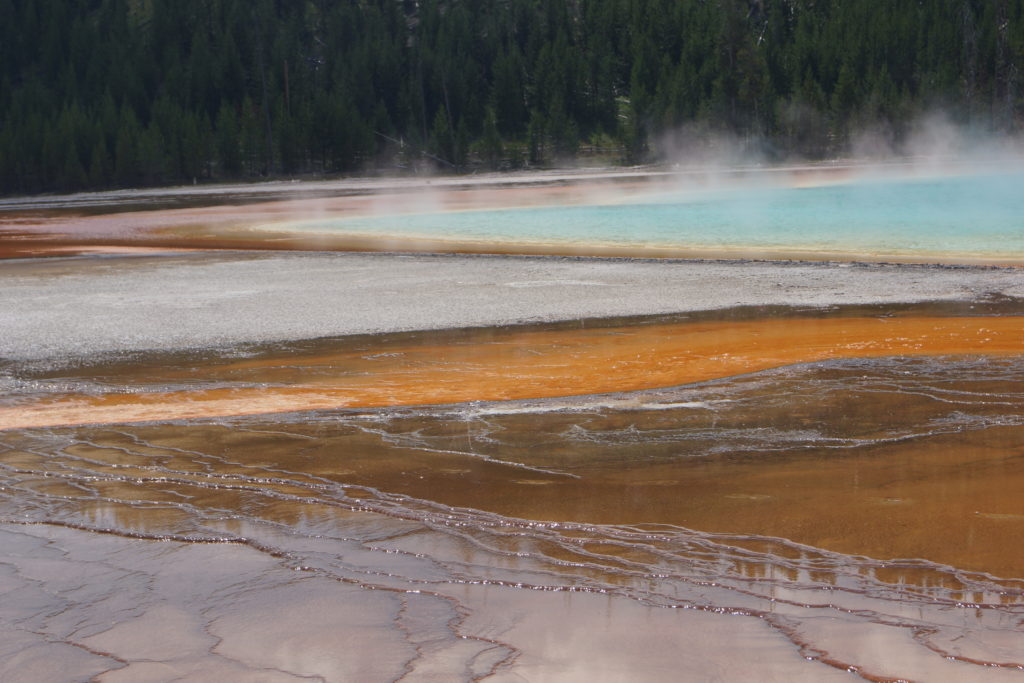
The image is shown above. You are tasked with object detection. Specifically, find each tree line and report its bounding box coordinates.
[1,0,1021,195]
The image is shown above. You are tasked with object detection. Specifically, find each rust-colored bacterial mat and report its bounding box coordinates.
[2,301,1024,680]
[2,309,1021,429]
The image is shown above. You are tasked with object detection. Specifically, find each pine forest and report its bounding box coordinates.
[1,0,1022,194]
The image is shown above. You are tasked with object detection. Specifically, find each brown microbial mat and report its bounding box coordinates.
[0,181,668,260]
[2,302,1022,429]
[2,301,1024,680]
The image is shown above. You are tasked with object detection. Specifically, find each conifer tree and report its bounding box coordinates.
[2,0,1023,195]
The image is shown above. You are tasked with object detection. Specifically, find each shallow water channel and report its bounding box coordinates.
[2,300,1024,680]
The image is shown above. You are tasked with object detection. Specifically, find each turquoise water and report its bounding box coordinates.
[298,172,1024,259]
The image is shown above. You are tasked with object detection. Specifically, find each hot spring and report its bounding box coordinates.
[1,169,1023,681]
[276,170,1024,262]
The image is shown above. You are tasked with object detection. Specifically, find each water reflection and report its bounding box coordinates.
[2,304,1024,680]
[6,354,1022,577]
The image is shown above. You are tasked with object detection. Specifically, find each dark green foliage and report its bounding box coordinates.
[1,0,1022,194]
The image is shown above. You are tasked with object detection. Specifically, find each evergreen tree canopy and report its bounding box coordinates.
[1,0,1022,194]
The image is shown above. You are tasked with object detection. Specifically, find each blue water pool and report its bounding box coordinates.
[290,171,1024,260]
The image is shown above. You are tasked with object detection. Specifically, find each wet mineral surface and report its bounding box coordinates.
[2,175,1023,681]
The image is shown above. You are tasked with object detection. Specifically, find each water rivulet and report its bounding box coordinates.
[2,302,1024,679]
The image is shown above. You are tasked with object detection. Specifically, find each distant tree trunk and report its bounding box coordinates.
[253,16,274,175]
[961,0,977,115]
[994,0,1013,128]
